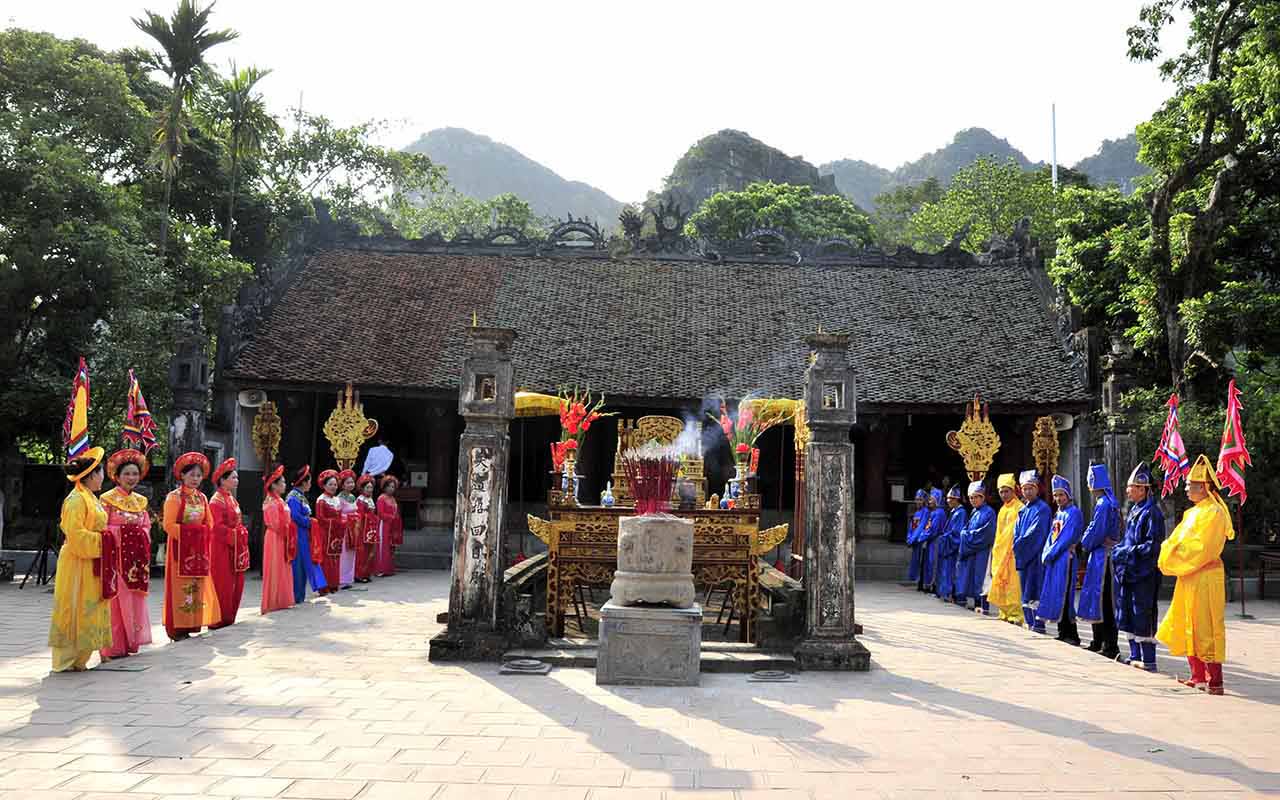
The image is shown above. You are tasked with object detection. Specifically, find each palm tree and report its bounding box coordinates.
[216,63,277,244]
[133,0,238,258]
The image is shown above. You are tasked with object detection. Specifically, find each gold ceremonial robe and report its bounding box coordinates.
[1156,495,1233,663]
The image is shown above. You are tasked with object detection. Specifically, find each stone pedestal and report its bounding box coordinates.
[610,514,695,608]
[596,601,702,686]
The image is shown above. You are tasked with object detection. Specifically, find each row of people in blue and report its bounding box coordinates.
[906,462,1166,671]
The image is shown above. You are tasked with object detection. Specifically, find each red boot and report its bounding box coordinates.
[1205,662,1224,695]
[1179,656,1208,689]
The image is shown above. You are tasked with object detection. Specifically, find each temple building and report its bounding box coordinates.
[209,213,1092,577]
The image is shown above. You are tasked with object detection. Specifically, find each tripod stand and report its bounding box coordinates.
[20,523,57,589]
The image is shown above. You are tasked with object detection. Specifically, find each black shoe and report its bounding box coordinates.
[1101,648,1121,659]
[1086,641,1102,652]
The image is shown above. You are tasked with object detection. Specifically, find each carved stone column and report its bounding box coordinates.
[429,326,517,661]
[794,333,871,671]
[168,306,210,471]
[1100,338,1138,488]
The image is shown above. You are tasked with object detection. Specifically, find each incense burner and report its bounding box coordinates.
[610,513,695,608]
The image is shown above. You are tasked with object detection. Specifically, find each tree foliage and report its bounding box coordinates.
[386,190,548,240]
[871,177,942,250]
[686,181,873,244]
[1121,0,1280,393]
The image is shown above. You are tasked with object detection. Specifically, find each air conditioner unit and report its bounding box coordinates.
[237,389,268,408]
[1052,412,1074,432]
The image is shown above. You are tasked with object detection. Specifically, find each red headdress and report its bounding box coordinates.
[379,474,400,491]
[106,448,149,483]
[292,465,312,487]
[211,457,237,486]
[357,473,376,491]
[317,469,339,491]
[172,451,211,481]
[263,463,286,491]
[337,468,356,487]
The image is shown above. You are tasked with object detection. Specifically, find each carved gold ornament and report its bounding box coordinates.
[1032,416,1060,481]
[251,401,282,465]
[752,523,790,556]
[322,383,379,470]
[946,394,1001,481]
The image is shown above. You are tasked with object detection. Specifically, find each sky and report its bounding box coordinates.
[8,1,1182,203]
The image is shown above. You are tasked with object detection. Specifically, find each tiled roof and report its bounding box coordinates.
[228,248,1090,407]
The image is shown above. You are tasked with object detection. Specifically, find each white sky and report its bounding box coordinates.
[9,1,1180,203]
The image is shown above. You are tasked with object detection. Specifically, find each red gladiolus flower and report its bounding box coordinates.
[564,439,578,450]
[735,442,750,454]
[720,414,733,437]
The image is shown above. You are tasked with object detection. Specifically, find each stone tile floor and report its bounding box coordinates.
[1,570,1278,799]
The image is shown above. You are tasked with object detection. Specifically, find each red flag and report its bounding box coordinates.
[122,369,159,454]
[1153,393,1190,499]
[1216,379,1251,504]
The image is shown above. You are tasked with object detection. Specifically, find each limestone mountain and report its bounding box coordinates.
[404,127,625,229]
[821,127,1147,210]
[1072,133,1149,194]
[821,128,1038,211]
[656,129,840,215]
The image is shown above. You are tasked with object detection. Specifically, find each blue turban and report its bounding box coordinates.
[967,480,987,497]
[1019,469,1040,487]
[914,488,927,502]
[1051,474,1072,500]
[930,488,943,506]
[1087,463,1116,505]
[946,484,963,501]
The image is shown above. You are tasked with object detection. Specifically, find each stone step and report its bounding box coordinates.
[503,641,798,673]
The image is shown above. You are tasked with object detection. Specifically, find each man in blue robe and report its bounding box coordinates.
[286,465,327,603]
[1039,474,1083,646]
[921,489,943,590]
[957,480,998,614]
[1112,462,1166,671]
[936,485,967,603]
[1012,470,1052,632]
[906,489,929,590]
[1078,463,1122,658]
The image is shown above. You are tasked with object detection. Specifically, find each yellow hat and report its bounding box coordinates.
[66,446,105,483]
[1187,454,1222,490]
[997,473,1016,491]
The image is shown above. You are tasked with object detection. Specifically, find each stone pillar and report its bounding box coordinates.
[429,326,516,661]
[1100,337,1138,487]
[794,333,871,671]
[168,306,210,471]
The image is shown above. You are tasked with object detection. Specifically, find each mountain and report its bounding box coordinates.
[656,129,840,214]
[821,128,1039,211]
[1072,133,1149,194]
[820,127,1148,210]
[405,128,625,229]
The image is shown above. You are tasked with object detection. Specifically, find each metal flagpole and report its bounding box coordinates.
[1051,103,1059,190]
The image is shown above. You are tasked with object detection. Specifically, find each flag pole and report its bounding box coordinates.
[1235,499,1251,619]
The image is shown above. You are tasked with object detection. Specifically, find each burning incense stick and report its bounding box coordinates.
[621,441,678,515]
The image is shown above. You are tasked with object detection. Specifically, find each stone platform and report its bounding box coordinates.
[597,601,701,686]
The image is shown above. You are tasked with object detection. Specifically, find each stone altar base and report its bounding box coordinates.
[794,637,872,671]
[596,601,702,686]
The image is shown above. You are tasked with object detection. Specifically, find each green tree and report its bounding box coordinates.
[0,29,155,454]
[386,190,548,240]
[905,158,1066,253]
[133,0,237,257]
[1048,185,1149,330]
[204,63,278,244]
[686,181,873,244]
[1124,0,1280,392]
[871,177,942,249]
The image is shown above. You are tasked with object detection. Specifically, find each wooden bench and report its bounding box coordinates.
[1259,551,1280,600]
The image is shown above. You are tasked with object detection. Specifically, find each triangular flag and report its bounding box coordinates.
[62,357,91,459]
[1216,379,1251,504]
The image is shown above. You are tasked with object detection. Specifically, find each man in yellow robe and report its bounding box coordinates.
[1156,454,1233,695]
[987,473,1024,623]
[48,447,112,671]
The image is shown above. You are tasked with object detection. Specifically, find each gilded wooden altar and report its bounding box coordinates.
[528,506,787,641]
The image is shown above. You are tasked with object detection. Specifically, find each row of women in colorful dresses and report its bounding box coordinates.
[47,448,404,672]
[905,454,1235,694]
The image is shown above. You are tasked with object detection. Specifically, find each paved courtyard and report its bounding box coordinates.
[1,570,1278,800]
